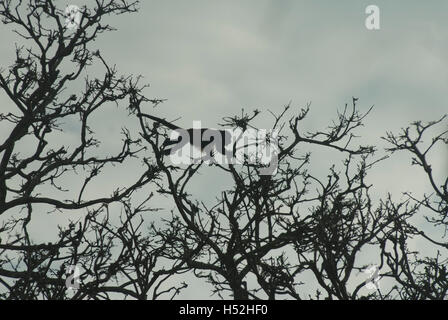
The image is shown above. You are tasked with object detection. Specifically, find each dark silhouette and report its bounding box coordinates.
[138,113,232,158]
[0,0,447,300]
[0,0,186,300]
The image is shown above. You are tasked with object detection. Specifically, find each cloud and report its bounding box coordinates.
[1,0,447,299]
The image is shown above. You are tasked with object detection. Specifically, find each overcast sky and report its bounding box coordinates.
[1,1,447,299]
[93,0,448,182]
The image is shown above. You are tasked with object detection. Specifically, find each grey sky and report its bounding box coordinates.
[1,1,447,299]
[97,0,447,203]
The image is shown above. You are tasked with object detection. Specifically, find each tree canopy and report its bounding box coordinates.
[0,0,447,300]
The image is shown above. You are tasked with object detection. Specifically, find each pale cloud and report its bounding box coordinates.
[1,0,447,299]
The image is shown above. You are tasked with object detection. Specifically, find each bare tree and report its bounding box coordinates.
[136,98,421,300]
[381,116,448,299]
[0,0,185,299]
[1,0,447,301]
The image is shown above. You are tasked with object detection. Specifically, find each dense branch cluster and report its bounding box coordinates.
[0,0,447,300]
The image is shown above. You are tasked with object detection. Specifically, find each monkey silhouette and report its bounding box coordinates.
[138,113,232,159]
